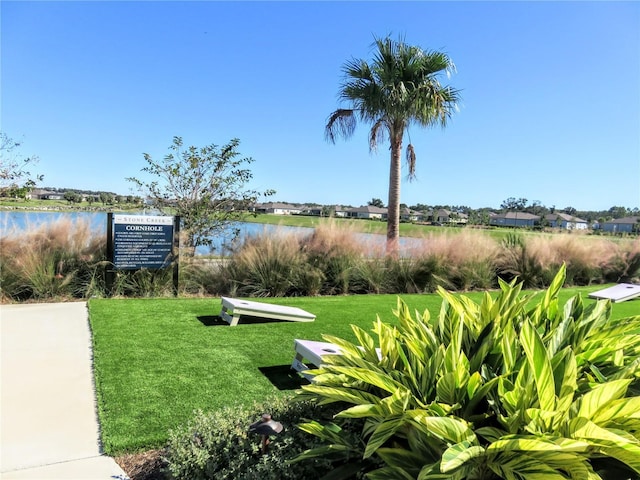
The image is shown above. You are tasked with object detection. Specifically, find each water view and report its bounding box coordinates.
[0,210,313,256]
[0,210,426,256]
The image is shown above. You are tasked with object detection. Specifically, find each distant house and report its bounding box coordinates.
[600,216,640,233]
[29,189,64,200]
[433,209,469,225]
[489,212,540,228]
[299,205,323,216]
[345,205,388,220]
[400,208,424,222]
[544,213,588,230]
[253,202,303,215]
[334,206,350,218]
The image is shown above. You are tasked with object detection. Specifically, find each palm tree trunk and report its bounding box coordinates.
[386,136,402,257]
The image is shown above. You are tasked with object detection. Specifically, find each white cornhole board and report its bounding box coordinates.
[588,284,640,303]
[292,339,381,381]
[291,340,344,381]
[219,297,316,326]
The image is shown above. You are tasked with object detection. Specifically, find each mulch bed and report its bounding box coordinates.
[115,449,168,480]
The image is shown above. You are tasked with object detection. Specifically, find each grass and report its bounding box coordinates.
[89,286,639,455]
[245,213,473,237]
[243,213,627,243]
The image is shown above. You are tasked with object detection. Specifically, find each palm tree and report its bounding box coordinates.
[326,36,460,255]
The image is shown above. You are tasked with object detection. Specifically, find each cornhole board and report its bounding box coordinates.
[292,339,381,381]
[219,297,316,326]
[588,283,640,303]
[291,340,344,380]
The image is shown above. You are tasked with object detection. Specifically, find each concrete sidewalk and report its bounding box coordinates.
[1,302,129,479]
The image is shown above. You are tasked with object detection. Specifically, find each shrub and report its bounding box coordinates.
[222,233,308,297]
[350,259,389,294]
[109,268,176,297]
[0,218,105,300]
[496,233,548,288]
[165,395,340,480]
[604,238,640,283]
[300,221,370,295]
[294,265,640,479]
[178,259,224,296]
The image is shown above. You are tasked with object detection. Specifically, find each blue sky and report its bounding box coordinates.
[2,1,639,211]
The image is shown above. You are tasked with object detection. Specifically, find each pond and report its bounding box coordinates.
[0,210,424,256]
[0,210,317,256]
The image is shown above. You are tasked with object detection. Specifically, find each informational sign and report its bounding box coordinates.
[112,214,175,270]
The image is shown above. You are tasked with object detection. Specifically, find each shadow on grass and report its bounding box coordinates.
[258,364,310,390]
[197,315,291,327]
[197,315,227,326]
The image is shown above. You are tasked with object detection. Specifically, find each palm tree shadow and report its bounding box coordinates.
[258,365,309,390]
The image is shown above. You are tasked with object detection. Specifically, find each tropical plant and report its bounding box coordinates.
[294,265,640,479]
[325,36,460,256]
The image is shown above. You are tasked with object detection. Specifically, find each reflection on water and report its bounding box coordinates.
[0,210,421,256]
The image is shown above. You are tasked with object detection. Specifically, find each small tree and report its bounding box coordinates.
[128,136,274,255]
[0,132,43,193]
[368,198,385,208]
[63,190,82,204]
[99,192,113,205]
[500,197,528,211]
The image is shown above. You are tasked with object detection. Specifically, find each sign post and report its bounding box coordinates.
[106,213,179,296]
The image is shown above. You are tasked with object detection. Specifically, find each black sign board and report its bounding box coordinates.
[111,214,174,270]
[106,213,180,296]
[113,215,173,270]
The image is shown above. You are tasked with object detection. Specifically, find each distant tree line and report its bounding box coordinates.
[42,186,119,196]
[405,198,639,225]
[358,198,637,224]
[37,187,143,206]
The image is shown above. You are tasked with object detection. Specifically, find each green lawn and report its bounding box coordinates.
[89,286,639,455]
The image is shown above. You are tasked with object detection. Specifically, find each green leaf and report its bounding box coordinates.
[352,324,378,359]
[364,416,405,458]
[436,373,457,405]
[487,436,590,454]
[520,318,556,411]
[326,365,403,394]
[441,441,485,472]
[367,466,416,480]
[466,371,482,399]
[576,379,632,420]
[553,347,577,413]
[336,403,384,418]
[302,385,382,405]
[593,396,640,424]
[377,447,433,471]
[475,426,508,442]
[291,444,350,462]
[501,322,518,373]
[407,412,475,444]
[569,418,640,472]
[489,451,571,480]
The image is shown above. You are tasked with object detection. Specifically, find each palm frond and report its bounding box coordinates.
[369,119,388,152]
[406,144,416,181]
[325,109,357,143]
